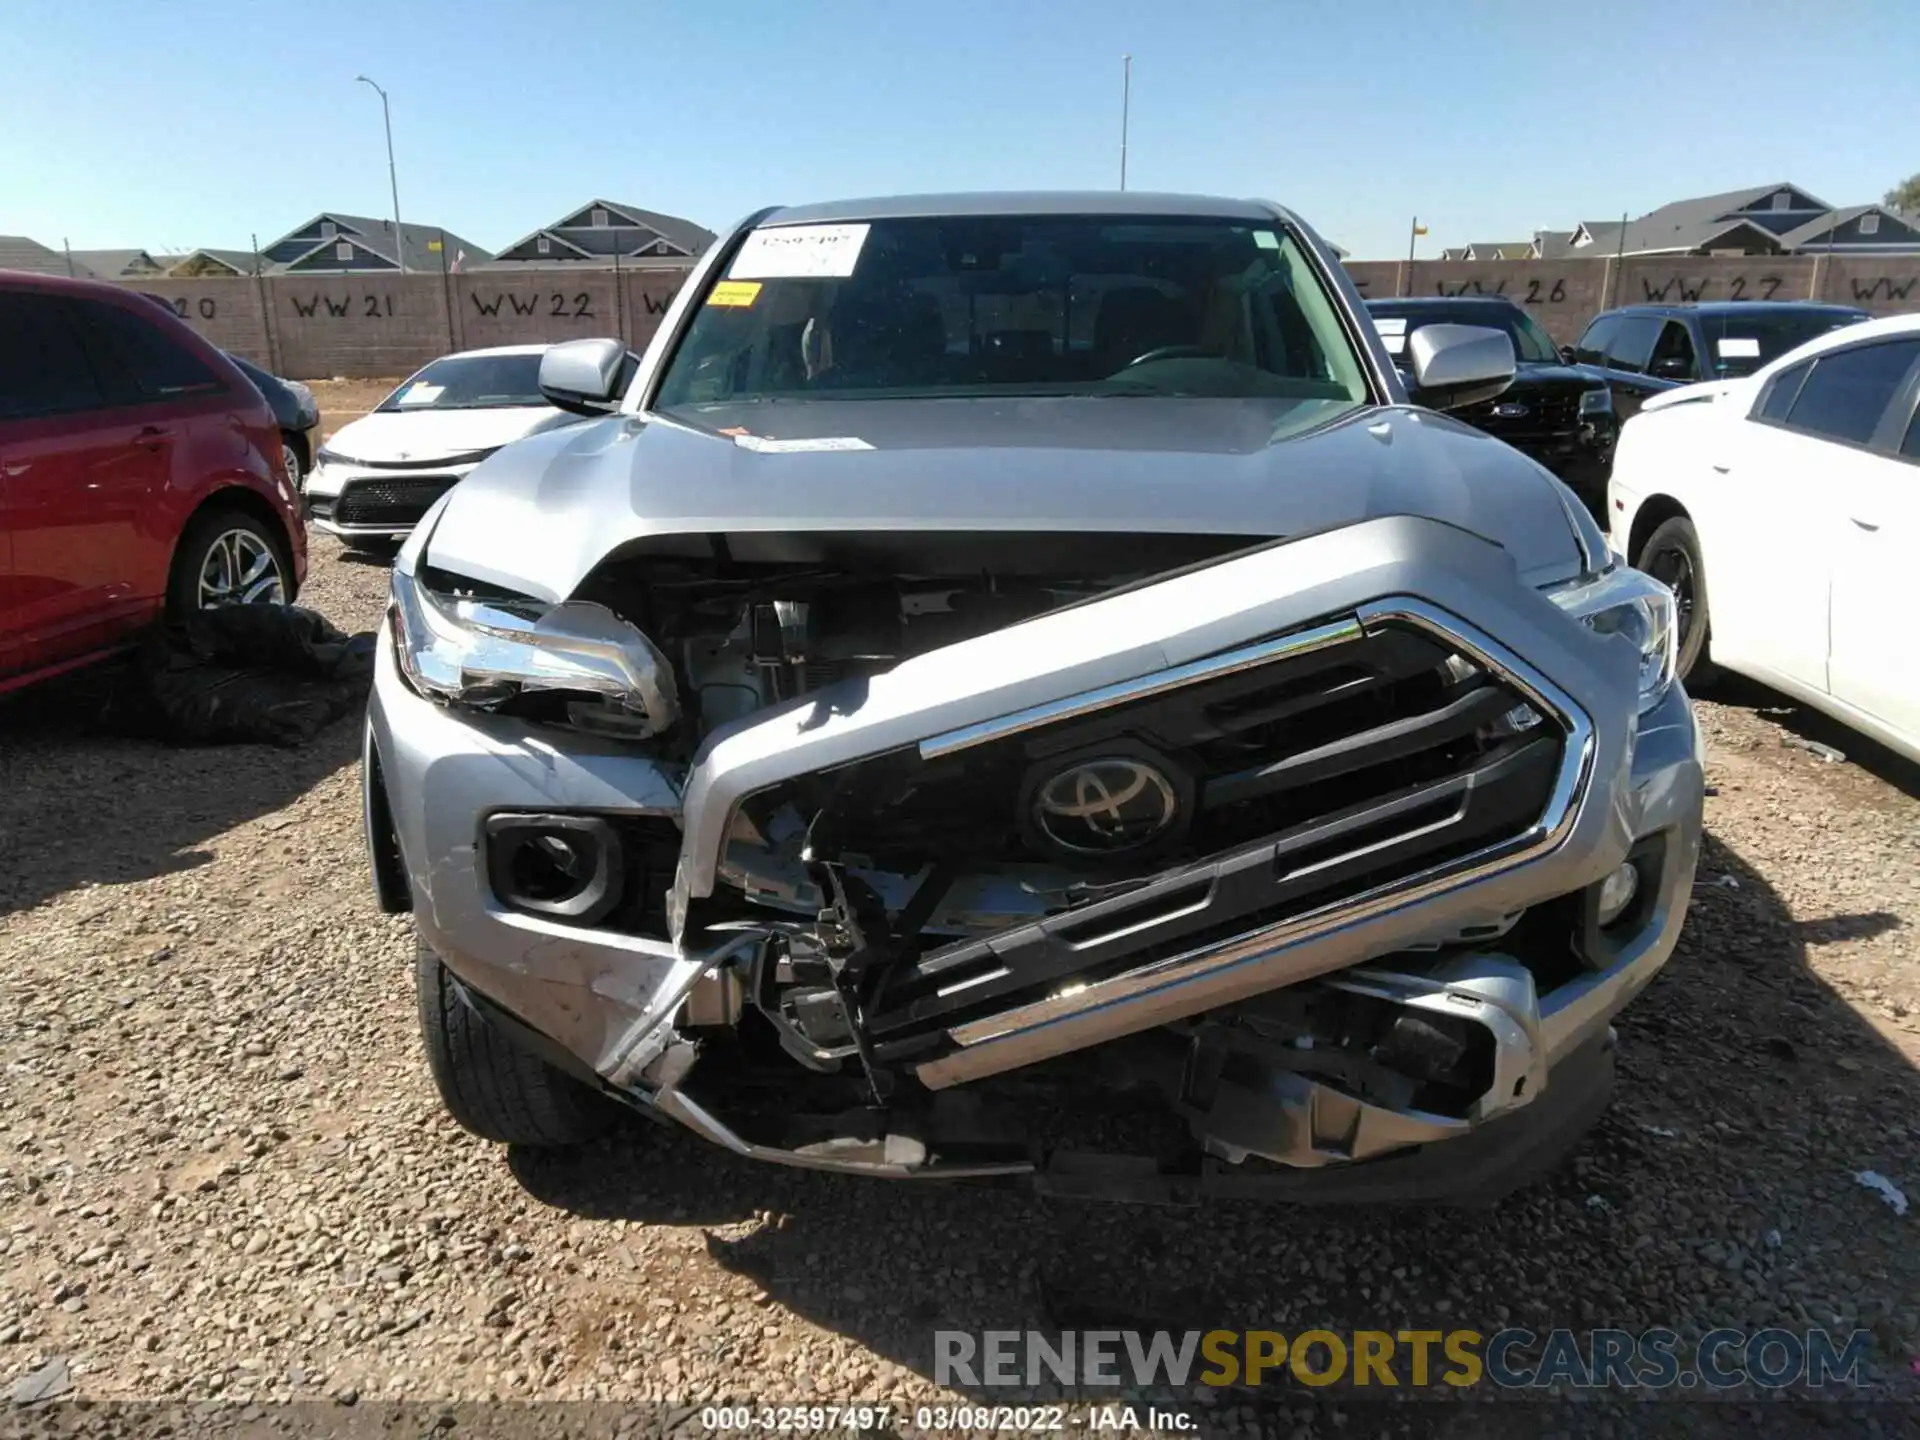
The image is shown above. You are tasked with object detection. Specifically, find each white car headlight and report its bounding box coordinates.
[1578,387,1612,415]
[1549,565,1677,714]
[389,560,680,736]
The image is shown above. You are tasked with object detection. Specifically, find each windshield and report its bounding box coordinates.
[1372,304,1559,365]
[378,353,548,411]
[1697,309,1870,377]
[652,215,1372,426]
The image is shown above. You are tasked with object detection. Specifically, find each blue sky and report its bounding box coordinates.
[3,0,1916,261]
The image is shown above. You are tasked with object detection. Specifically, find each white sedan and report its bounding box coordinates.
[304,344,632,542]
[1608,313,1920,761]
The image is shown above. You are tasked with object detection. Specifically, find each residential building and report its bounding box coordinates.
[167,248,266,278]
[66,248,168,279]
[1440,241,1535,261]
[261,213,493,273]
[483,199,714,269]
[0,235,83,276]
[1536,184,1920,258]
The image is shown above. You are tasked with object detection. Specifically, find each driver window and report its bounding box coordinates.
[1648,321,1697,380]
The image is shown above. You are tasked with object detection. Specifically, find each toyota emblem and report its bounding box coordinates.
[1029,755,1180,855]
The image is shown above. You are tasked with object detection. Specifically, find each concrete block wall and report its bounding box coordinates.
[120,254,1920,377]
[114,267,696,379]
[1343,255,1920,344]
[269,272,456,379]
[125,277,276,363]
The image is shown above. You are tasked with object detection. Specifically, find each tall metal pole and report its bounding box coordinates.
[1119,55,1131,191]
[357,75,405,272]
[1406,216,1419,266]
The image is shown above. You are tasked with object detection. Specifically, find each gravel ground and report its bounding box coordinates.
[3,444,1918,1430]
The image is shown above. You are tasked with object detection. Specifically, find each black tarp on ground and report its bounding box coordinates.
[138,605,376,747]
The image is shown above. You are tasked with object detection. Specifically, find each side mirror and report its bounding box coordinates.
[1406,324,1516,411]
[1559,344,1578,365]
[539,338,629,416]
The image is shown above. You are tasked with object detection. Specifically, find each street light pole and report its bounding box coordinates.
[1119,54,1131,191]
[356,75,405,273]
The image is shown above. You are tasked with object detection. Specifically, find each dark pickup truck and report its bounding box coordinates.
[1367,296,1616,511]
[1568,301,1869,424]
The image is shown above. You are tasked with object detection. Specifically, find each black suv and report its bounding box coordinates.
[1569,301,1869,424]
[1366,296,1616,510]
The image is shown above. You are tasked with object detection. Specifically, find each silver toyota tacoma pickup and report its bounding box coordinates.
[363,193,1702,1203]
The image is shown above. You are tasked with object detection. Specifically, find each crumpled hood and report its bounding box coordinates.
[425,397,1588,601]
[323,405,574,465]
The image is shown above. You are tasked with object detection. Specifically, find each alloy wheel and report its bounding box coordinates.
[197,529,286,608]
[1644,544,1697,648]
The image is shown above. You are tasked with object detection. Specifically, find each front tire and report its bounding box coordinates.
[1636,515,1714,684]
[280,433,305,485]
[167,507,292,616]
[414,938,616,1147]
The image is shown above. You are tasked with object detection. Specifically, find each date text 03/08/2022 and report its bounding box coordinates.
[698,1406,1194,1433]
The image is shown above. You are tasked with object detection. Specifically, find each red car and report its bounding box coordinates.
[0,270,307,695]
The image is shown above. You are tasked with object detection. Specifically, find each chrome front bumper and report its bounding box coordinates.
[365,516,1705,1185]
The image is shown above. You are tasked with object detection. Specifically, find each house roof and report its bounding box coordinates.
[167,247,266,275]
[1775,204,1920,249]
[494,200,717,264]
[272,213,494,270]
[1532,229,1577,259]
[1466,241,1532,258]
[0,235,88,276]
[1609,183,1829,255]
[560,199,716,254]
[66,248,162,277]
[1571,220,1626,253]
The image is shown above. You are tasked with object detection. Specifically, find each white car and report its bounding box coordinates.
[1609,313,1920,761]
[303,344,632,541]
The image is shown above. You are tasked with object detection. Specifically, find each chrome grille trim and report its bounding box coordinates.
[914,595,1594,1089]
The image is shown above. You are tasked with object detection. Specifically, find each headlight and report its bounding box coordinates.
[389,560,680,736]
[1549,566,1677,715]
[1578,387,1612,415]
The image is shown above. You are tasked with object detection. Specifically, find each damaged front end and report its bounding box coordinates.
[372,515,1699,1202]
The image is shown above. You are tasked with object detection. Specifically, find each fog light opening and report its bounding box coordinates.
[1597,862,1640,927]
[484,813,623,924]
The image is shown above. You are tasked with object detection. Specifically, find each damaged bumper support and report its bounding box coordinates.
[366,515,1702,1200]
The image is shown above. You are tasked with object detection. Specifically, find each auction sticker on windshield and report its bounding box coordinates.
[1716,337,1762,358]
[730,223,871,279]
[708,280,762,308]
[398,382,445,406]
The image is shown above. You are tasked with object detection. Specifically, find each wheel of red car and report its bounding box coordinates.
[167,507,292,616]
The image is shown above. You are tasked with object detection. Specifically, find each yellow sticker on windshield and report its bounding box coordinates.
[707,280,762,308]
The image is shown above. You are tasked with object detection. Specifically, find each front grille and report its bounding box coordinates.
[333,475,460,528]
[1460,390,1581,435]
[785,616,1571,1043]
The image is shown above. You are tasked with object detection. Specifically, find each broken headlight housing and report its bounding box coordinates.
[1549,565,1678,714]
[389,559,680,737]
